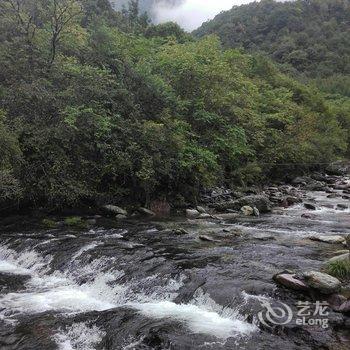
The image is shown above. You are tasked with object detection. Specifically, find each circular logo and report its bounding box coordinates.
[258,300,293,327]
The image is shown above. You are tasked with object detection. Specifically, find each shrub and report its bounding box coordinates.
[326,259,350,280]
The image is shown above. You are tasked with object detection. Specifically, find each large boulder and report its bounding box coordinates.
[214,195,272,213]
[303,271,341,294]
[328,253,350,264]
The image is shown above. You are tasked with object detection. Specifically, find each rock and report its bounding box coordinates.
[303,271,341,294]
[138,207,156,216]
[346,234,350,249]
[327,294,347,311]
[116,214,127,220]
[286,196,302,205]
[301,213,316,219]
[199,235,218,242]
[240,205,254,216]
[339,300,350,313]
[304,203,317,210]
[274,273,309,291]
[86,218,97,225]
[327,193,340,199]
[292,176,310,185]
[309,235,346,244]
[186,209,200,219]
[214,195,272,213]
[198,213,212,219]
[196,206,207,213]
[253,207,260,217]
[172,228,190,235]
[337,204,348,210]
[102,205,127,216]
[328,253,350,263]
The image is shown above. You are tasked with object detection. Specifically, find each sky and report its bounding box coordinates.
[152,0,257,31]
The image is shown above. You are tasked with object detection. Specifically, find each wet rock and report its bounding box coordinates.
[337,203,348,210]
[198,235,218,242]
[327,193,340,199]
[214,195,272,213]
[309,235,346,244]
[303,271,341,294]
[241,205,254,216]
[172,228,190,235]
[328,253,350,263]
[346,234,350,249]
[196,206,207,213]
[116,214,127,220]
[138,207,156,216]
[339,300,350,313]
[186,209,200,219]
[101,205,127,216]
[273,273,309,291]
[327,294,347,311]
[301,213,316,219]
[253,207,260,217]
[0,273,31,293]
[304,203,317,210]
[292,176,310,185]
[198,213,212,219]
[285,196,302,205]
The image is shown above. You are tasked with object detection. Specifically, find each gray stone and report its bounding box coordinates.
[309,235,346,244]
[196,206,207,213]
[337,204,348,210]
[199,235,218,242]
[116,214,127,220]
[328,253,350,263]
[253,207,260,217]
[186,209,200,219]
[102,205,127,216]
[303,271,341,294]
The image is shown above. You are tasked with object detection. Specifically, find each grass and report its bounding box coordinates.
[41,218,58,229]
[326,259,350,280]
[64,216,88,229]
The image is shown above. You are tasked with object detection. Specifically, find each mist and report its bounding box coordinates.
[152,0,256,31]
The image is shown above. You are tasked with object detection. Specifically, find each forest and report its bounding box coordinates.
[0,0,349,212]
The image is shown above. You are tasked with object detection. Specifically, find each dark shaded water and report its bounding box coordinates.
[0,180,349,349]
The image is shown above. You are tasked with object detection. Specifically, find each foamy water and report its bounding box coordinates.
[0,244,256,347]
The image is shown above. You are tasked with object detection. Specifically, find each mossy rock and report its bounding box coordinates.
[64,216,88,229]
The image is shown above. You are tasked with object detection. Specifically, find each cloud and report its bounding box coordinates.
[152,0,256,31]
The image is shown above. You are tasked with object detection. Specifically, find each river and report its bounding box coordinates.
[0,177,349,349]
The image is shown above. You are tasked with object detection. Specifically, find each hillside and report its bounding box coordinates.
[194,0,350,90]
[0,0,348,211]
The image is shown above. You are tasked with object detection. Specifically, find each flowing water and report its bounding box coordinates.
[0,179,349,349]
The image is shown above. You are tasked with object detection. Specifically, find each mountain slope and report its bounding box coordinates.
[194,0,350,80]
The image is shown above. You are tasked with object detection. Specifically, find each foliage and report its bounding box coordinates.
[326,259,350,281]
[0,0,348,211]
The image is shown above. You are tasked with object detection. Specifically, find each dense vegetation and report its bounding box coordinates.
[194,0,350,95]
[0,0,348,212]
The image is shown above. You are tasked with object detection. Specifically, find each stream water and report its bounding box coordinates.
[0,179,349,349]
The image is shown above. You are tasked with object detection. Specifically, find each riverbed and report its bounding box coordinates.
[0,179,349,349]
